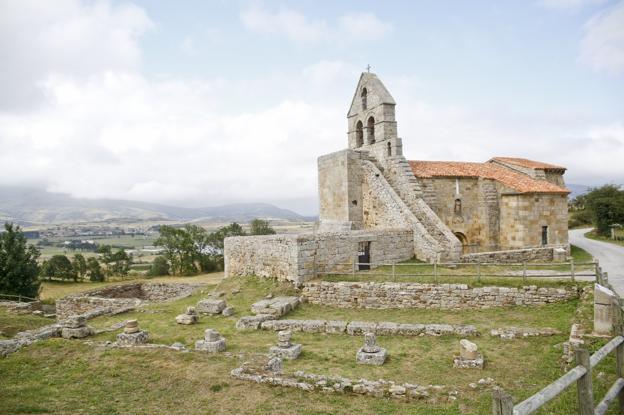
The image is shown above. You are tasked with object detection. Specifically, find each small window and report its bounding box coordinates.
[541,226,548,245]
[361,88,367,110]
[387,142,392,156]
[454,199,462,215]
[351,200,358,206]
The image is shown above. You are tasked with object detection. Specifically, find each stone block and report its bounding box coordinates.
[356,348,387,365]
[251,296,299,317]
[301,320,326,333]
[325,320,347,334]
[425,324,455,336]
[236,315,272,330]
[195,338,226,353]
[222,306,235,317]
[453,354,484,369]
[595,284,617,305]
[376,322,399,336]
[175,313,198,325]
[197,299,226,315]
[61,326,92,339]
[460,339,478,360]
[63,315,86,329]
[117,330,149,346]
[347,321,377,335]
[397,323,425,336]
[270,343,302,360]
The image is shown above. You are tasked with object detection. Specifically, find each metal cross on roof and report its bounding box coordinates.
[366,64,371,73]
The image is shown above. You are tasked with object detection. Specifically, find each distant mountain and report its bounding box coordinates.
[0,186,311,225]
[567,183,590,200]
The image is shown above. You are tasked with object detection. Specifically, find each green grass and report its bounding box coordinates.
[0,308,52,338]
[0,275,616,414]
[586,230,624,248]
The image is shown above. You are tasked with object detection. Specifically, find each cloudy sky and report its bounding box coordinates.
[1,0,623,215]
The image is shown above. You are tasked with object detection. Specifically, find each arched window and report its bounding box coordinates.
[355,121,364,147]
[367,117,375,144]
[361,88,367,110]
[454,198,462,215]
[387,142,392,156]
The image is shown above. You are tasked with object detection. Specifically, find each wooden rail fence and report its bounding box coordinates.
[317,259,598,283]
[492,260,624,414]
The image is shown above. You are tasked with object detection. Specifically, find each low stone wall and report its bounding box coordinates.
[55,282,201,320]
[256,319,478,337]
[231,367,442,400]
[460,246,566,264]
[302,281,577,310]
[225,229,414,284]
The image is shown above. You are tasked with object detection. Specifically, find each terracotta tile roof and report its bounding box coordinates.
[489,157,566,171]
[409,160,570,194]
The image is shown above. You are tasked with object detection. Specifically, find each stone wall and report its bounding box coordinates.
[302,281,577,310]
[55,282,200,320]
[460,246,565,263]
[499,193,568,249]
[225,229,414,283]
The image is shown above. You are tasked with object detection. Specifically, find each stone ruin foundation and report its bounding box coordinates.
[356,332,387,365]
[175,306,199,325]
[61,315,93,339]
[56,282,201,321]
[195,329,226,353]
[116,320,149,346]
[453,339,484,369]
[196,299,226,315]
[269,330,301,360]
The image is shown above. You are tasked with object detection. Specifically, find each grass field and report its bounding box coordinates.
[586,230,624,248]
[0,273,617,414]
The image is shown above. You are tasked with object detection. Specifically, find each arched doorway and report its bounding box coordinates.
[454,232,468,254]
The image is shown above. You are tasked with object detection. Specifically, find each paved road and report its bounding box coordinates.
[569,228,624,296]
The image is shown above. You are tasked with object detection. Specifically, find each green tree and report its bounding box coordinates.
[250,219,276,235]
[0,223,41,298]
[147,256,169,277]
[71,253,87,281]
[109,249,132,277]
[574,185,624,236]
[41,254,75,281]
[86,257,105,282]
[155,226,197,275]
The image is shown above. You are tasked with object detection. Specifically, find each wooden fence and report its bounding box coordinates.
[317,259,598,283]
[492,260,624,414]
[0,293,37,303]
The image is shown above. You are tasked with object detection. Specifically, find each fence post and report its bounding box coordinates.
[522,262,527,284]
[492,388,514,415]
[605,271,610,286]
[392,262,396,282]
[570,258,575,282]
[595,260,600,283]
[477,261,481,283]
[616,324,624,413]
[575,348,594,415]
[352,257,356,277]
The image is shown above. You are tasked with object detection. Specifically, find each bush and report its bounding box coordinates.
[0,223,41,298]
[147,256,170,277]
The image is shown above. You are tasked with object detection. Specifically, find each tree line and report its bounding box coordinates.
[0,219,276,297]
[569,184,624,236]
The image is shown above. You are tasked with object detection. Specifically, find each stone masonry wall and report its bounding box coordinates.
[460,246,564,263]
[224,235,300,281]
[302,281,577,310]
[499,193,569,249]
[225,229,414,283]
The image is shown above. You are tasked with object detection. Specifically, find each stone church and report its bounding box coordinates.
[224,72,570,283]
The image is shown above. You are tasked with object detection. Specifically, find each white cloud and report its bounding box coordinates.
[338,12,393,40]
[0,0,153,109]
[240,4,392,44]
[538,0,608,11]
[580,2,624,74]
